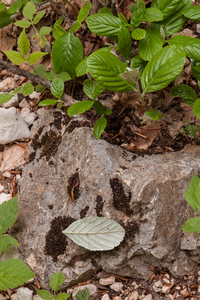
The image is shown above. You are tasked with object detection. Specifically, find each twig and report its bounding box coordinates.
[96,0,106,7]
[49,0,72,26]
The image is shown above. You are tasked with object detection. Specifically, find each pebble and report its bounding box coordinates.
[20,108,37,126]
[161,285,170,294]
[29,91,41,100]
[163,278,170,284]
[17,287,33,300]
[0,184,4,192]
[197,24,200,34]
[110,282,123,292]
[14,75,20,81]
[101,294,110,300]
[3,94,19,109]
[0,193,10,205]
[33,295,43,300]
[113,297,121,300]
[143,295,152,300]
[0,78,16,92]
[0,295,4,300]
[19,99,30,108]
[10,294,17,300]
[153,280,163,288]
[128,291,139,300]
[37,108,45,118]
[99,276,115,285]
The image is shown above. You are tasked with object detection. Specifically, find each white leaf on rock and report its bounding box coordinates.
[62,216,125,251]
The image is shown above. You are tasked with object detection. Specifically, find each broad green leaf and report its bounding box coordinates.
[0,11,18,28]
[18,29,30,56]
[118,26,131,60]
[75,288,90,300]
[50,271,65,291]
[70,21,81,34]
[118,13,128,25]
[4,51,26,65]
[0,94,13,103]
[138,26,163,61]
[130,1,145,28]
[145,110,162,120]
[168,35,200,60]
[27,52,47,65]
[76,58,89,77]
[37,290,53,300]
[7,0,22,14]
[143,7,163,22]
[53,25,66,40]
[38,99,58,106]
[41,36,46,47]
[104,109,112,116]
[184,175,200,211]
[58,72,71,82]
[39,26,52,36]
[52,32,83,78]
[67,100,94,117]
[77,2,91,23]
[0,3,6,12]
[0,196,18,234]
[22,82,34,96]
[31,64,45,76]
[62,216,125,251]
[35,85,45,93]
[98,7,112,14]
[11,86,22,95]
[54,18,63,27]
[22,1,35,20]
[33,12,45,24]
[192,59,200,81]
[0,258,35,290]
[86,13,122,36]
[170,85,197,106]
[151,0,183,19]
[87,48,135,93]
[44,71,57,81]
[183,6,200,21]
[141,45,185,94]
[0,235,19,255]
[14,20,31,28]
[130,54,147,78]
[158,13,186,36]
[55,294,70,300]
[51,78,64,99]
[94,116,107,139]
[119,68,139,83]
[83,79,104,100]
[193,99,200,119]
[182,217,200,234]
[92,101,105,115]
[131,28,146,40]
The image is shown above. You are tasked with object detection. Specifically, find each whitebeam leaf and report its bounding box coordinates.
[62,216,125,251]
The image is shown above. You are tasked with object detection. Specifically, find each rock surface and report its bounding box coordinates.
[11,111,200,289]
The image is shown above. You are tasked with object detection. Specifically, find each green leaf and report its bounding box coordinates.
[62,216,125,250]
[31,64,46,76]
[51,78,64,99]
[118,13,128,25]
[159,13,186,36]
[58,72,71,82]
[22,1,35,20]
[38,99,58,106]
[75,288,90,300]
[37,290,53,300]
[77,2,91,23]
[183,5,200,21]
[22,82,34,96]
[76,58,89,77]
[141,45,186,94]
[0,235,19,255]
[52,32,83,78]
[11,86,22,95]
[7,0,22,14]
[193,99,200,119]
[53,25,66,40]
[143,7,163,22]
[50,271,65,291]
[0,258,35,290]
[44,71,57,81]
[4,51,26,65]
[130,1,145,28]
[0,11,18,28]
[131,28,146,40]
[83,79,104,100]
[14,20,31,28]
[39,26,52,36]
[40,36,47,47]
[130,54,147,78]
[151,0,184,20]
[119,68,139,83]
[0,94,13,104]
[92,101,105,115]
[184,175,200,211]
[0,196,18,234]
[104,109,112,116]
[118,26,131,60]
[18,29,30,56]
[182,217,200,234]
[33,12,45,24]
[86,13,122,36]
[57,102,63,109]
[98,7,112,14]
[67,100,94,117]
[94,116,107,139]
[55,293,70,300]
[138,26,164,61]
[27,52,47,65]
[0,3,6,12]
[192,59,200,81]
[145,110,162,120]
[70,21,82,34]
[87,48,135,92]
[35,85,46,93]
[54,18,63,27]
[170,85,197,105]
[167,35,200,60]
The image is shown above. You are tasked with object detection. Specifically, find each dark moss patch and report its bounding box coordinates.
[38,126,44,135]
[30,133,41,151]
[67,172,80,201]
[48,205,53,210]
[48,160,54,166]
[95,195,104,217]
[110,178,133,216]
[123,221,140,241]
[29,173,33,178]
[69,252,100,267]
[40,130,62,161]
[28,152,36,163]
[132,155,137,161]
[80,206,89,218]
[44,216,75,262]
[66,120,91,134]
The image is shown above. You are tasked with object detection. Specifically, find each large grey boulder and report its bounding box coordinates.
[11,110,200,289]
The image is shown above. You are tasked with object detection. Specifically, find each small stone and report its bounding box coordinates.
[14,75,20,81]
[19,99,30,108]
[17,287,33,300]
[197,24,200,34]
[25,277,35,284]
[113,297,121,300]
[161,285,170,294]
[29,91,40,100]
[72,284,98,300]
[0,78,16,92]
[11,293,18,300]
[37,108,45,118]
[110,282,123,292]
[3,94,19,109]
[99,276,115,285]
[143,295,152,300]
[163,278,170,284]
[20,108,37,126]
[101,294,110,300]
[175,286,181,290]
[154,280,163,288]
[2,171,11,178]
[0,184,4,192]
[180,289,187,295]
[33,295,43,300]
[152,285,161,293]
[198,270,200,276]
[0,193,11,205]
[128,291,139,300]
[166,295,173,300]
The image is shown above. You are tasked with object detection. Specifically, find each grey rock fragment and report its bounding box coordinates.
[99,276,115,285]
[0,78,16,92]
[110,282,123,292]
[17,287,33,300]
[101,294,110,300]
[143,295,152,300]
[128,291,139,300]
[20,108,37,126]
[11,294,18,300]
[3,94,19,109]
